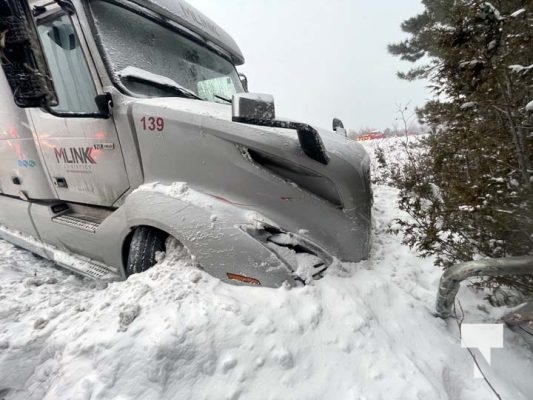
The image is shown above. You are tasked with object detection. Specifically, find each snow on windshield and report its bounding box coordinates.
[117,66,199,98]
[90,0,243,103]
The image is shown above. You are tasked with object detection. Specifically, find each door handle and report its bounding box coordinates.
[53,177,68,188]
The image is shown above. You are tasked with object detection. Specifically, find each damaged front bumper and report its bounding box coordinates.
[241,224,336,285]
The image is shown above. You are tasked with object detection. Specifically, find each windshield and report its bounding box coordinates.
[89,0,244,103]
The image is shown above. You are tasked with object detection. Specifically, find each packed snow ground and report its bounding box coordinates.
[1,140,532,400]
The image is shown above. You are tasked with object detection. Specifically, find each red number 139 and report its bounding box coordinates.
[141,116,165,132]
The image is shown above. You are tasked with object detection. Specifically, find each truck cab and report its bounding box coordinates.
[0,0,372,287]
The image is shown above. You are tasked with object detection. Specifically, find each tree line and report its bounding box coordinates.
[387,0,532,298]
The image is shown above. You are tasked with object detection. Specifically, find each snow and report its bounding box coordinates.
[265,235,326,284]
[117,66,199,98]
[509,64,533,74]
[0,139,532,399]
[459,60,483,68]
[359,135,421,184]
[460,102,477,110]
[483,3,503,21]
[510,8,526,18]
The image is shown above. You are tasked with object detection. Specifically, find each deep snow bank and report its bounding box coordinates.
[0,185,532,400]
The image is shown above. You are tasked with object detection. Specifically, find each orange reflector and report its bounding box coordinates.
[227,273,261,285]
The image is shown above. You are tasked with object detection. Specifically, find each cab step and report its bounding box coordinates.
[52,213,102,233]
[0,224,120,282]
[53,250,118,280]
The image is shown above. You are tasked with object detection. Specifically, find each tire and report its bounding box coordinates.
[126,226,167,276]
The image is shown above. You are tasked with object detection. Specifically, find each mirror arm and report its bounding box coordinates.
[33,1,74,16]
[233,117,329,165]
[94,92,113,118]
[54,0,75,14]
[238,72,248,92]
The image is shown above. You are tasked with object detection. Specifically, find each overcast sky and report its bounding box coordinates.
[189,0,430,132]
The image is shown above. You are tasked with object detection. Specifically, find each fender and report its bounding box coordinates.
[119,185,297,286]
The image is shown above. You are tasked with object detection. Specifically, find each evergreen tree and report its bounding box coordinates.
[388,0,533,296]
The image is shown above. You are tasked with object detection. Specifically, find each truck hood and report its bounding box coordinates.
[126,96,372,263]
[131,97,369,172]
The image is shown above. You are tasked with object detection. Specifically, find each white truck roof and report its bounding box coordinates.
[28,0,245,65]
[130,0,245,65]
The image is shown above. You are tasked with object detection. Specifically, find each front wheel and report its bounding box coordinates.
[126,226,167,276]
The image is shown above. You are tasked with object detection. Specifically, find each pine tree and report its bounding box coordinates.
[389,0,533,296]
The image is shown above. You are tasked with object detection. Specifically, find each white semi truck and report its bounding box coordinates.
[0,0,372,287]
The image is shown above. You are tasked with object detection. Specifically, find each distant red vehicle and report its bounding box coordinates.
[356,133,386,141]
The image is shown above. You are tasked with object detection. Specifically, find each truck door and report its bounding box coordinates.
[28,9,129,207]
[0,0,56,202]
[0,67,57,202]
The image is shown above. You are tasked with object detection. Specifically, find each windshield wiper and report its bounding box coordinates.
[214,94,232,104]
[117,66,201,100]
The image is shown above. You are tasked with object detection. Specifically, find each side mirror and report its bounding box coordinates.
[95,92,113,117]
[232,93,275,122]
[47,23,77,50]
[0,0,57,107]
[238,72,249,92]
[332,118,347,137]
[232,93,329,165]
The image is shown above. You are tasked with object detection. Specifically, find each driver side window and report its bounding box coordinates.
[37,14,98,113]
